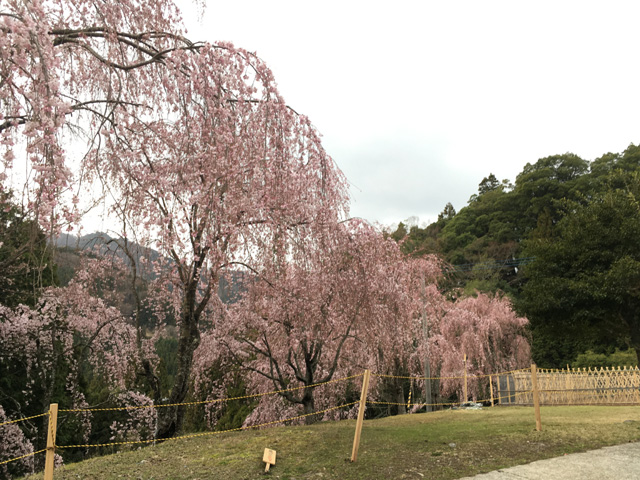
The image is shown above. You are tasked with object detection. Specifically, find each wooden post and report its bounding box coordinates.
[44,403,58,480]
[463,354,468,403]
[489,375,494,407]
[531,364,542,431]
[351,369,371,462]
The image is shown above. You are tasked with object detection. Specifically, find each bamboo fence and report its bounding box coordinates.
[498,366,640,406]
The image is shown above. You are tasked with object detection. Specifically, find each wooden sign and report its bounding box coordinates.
[263,448,276,472]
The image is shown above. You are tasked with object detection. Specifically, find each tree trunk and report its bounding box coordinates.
[155,304,200,439]
[302,390,316,425]
[34,326,61,470]
[396,385,406,415]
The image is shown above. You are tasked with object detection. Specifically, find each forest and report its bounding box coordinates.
[0,0,638,478]
[391,146,640,368]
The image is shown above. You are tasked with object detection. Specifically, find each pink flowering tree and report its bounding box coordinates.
[1,0,349,438]
[194,221,430,425]
[430,292,531,400]
[0,257,140,462]
[0,0,192,232]
[0,406,34,479]
[108,391,156,448]
[89,42,348,437]
[1,0,198,441]
[194,224,531,423]
[370,255,447,413]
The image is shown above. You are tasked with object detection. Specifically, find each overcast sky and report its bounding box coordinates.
[179,0,640,228]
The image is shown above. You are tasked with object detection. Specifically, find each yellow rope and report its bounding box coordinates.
[369,400,462,407]
[57,401,359,449]
[368,390,533,408]
[372,367,530,381]
[60,373,364,413]
[59,369,532,413]
[373,373,465,380]
[0,412,49,427]
[0,448,46,466]
[486,368,530,378]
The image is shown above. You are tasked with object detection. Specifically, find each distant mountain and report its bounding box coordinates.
[54,232,162,283]
[54,232,247,304]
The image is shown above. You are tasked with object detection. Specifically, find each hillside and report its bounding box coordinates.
[54,232,161,285]
[53,232,246,304]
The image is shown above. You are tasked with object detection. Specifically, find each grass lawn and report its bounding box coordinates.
[27,406,640,479]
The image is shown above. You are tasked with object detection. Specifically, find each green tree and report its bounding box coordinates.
[0,191,57,307]
[477,173,500,195]
[390,204,456,258]
[438,202,457,221]
[437,177,523,294]
[513,153,590,230]
[519,172,640,367]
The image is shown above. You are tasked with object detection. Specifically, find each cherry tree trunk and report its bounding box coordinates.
[396,387,406,415]
[302,392,316,425]
[156,300,201,439]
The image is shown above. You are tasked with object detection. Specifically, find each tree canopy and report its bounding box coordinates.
[519,172,640,365]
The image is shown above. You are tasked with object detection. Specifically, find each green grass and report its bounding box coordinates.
[30,406,640,479]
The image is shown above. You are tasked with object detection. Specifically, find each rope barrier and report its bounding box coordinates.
[369,400,462,407]
[493,390,534,401]
[477,368,531,378]
[0,448,47,467]
[373,373,466,380]
[524,402,640,406]
[371,368,530,381]
[367,390,534,408]
[57,401,359,449]
[0,411,49,427]
[60,373,364,413]
[492,388,640,394]
[539,387,640,393]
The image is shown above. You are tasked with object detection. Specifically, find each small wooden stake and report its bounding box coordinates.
[263,448,276,472]
[531,364,542,431]
[351,369,370,462]
[44,403,58,480]
[489,375,494,407]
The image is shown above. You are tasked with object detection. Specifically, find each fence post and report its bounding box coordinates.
[531,364,542,431]
[351,369,371,462]
[489,375,494,407]
[463,354,468,403]
[44,403,58,480]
